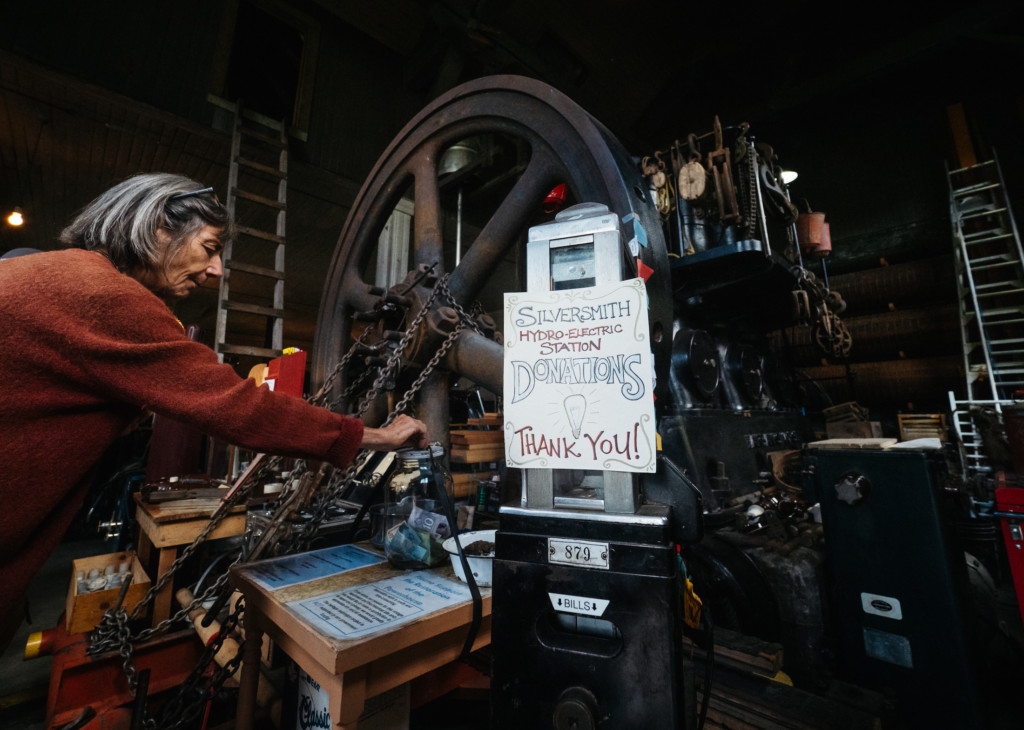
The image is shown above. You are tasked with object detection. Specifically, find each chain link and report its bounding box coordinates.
[438,276,484,336]
[150,597,247,730]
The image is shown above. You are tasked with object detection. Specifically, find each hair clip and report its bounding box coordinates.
[168,187,218,202]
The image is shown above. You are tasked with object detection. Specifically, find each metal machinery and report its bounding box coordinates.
[308,74,848,726]
[303,75,1000,727]
[40,78,1010,730]
[487,203,687,728]
[804,447,983,729]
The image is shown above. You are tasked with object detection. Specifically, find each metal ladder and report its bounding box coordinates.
[215,101,289,364]
[947,150,1024,401]
[948,391,1012,484]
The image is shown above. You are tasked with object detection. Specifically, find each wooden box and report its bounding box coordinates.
[825,420,882,439]
[65,550,150,634]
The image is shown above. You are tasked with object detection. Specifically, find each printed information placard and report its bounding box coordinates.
[289,571,472,640]
[247,544,384,590]
[503,277,656,473]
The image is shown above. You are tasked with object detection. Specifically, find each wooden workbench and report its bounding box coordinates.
[134,492,247,626]
[230,546,492,729]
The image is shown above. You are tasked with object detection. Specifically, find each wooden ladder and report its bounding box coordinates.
[215,101,289,365]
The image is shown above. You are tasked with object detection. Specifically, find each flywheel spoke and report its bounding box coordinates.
[341,271,380,314]
[449,152,562,305]
[412,143,444,269]
[313,76,671,450]
[415,371,450,446]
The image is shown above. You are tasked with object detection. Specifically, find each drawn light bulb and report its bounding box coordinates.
[563,394,587,439]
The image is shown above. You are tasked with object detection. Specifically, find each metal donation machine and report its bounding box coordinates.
[491,203,688,729]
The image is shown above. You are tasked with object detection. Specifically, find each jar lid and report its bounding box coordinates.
[397,443,445,460]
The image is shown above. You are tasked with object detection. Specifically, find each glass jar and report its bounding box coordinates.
[382,444,453,569]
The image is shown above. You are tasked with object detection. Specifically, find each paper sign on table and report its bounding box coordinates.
[290,571,472,640]
[247,544,384,590]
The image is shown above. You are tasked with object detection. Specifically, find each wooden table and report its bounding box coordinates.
[134,492,247,626]
[230,548,491,729]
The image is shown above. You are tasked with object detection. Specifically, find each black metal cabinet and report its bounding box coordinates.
[490,505,685,729]
[806,447,984,729]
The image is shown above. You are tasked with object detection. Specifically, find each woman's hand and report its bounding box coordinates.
[360,414,430,451]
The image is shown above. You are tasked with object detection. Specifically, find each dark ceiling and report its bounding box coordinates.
[1,1,1022,354]
[338,1,1023,150]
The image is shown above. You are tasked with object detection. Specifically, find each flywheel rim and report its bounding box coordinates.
[313,75,672,431]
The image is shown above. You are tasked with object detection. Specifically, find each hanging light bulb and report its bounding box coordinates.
[563,394,587,439]
[780,170,798,185]
[6,207,24,226]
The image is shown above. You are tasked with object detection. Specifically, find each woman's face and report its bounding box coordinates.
[134,224,224,299]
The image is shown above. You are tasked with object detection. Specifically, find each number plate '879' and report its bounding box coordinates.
[548,538,610,570]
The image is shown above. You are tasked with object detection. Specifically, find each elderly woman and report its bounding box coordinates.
[0,172,427,636]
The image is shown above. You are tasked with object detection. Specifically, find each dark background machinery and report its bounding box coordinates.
[2,3,1024,728]
[306,74,1019,727]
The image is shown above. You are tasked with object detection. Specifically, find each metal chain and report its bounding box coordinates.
[291,273,473,551]
[438,276,484,336]
[88,471,263,658]
[322,326,376,411]
[295,271,489,552]
[115,608,138,695]
[742,141,759,240]
[91,269,486,712]
[149,597,247,730]
[356,273,447,414]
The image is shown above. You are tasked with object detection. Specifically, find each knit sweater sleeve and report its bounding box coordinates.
[66,271,363,469]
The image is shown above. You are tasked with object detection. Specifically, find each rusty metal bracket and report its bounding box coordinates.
[706,116,740,223]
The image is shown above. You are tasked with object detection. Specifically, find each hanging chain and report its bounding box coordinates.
[291,272,475,552]
[437,276,484,336]
[88,469,263,658]
[91,269,487,719]
[148,597,247,730]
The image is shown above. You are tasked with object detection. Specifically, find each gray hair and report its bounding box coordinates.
[59,173,233,273]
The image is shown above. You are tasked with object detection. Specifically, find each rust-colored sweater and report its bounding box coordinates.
[0,249,363,629]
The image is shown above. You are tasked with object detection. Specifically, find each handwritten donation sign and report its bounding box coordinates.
[503,277,656,473]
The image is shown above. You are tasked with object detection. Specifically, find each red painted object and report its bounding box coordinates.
[542,183,567,214]
[265,349,307,398]
[40,616,203,729]
[995,475,1024,626]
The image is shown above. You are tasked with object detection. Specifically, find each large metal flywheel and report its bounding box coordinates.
[313,75,672,441]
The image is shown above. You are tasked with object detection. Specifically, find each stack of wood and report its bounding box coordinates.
[685,628,884,729]
[450,470,496,499]
[897,413,947,442]
[450,414,504,464]
[449,414,504,499]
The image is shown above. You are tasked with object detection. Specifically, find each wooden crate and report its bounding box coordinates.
[450,419,505,465]
[66,550,150,634]
[898,413,947,442]
[825,420,882,439]
[450,430,503,446]
[451,470,496,499]
[450,443,505,464]
[466,413,503,427]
